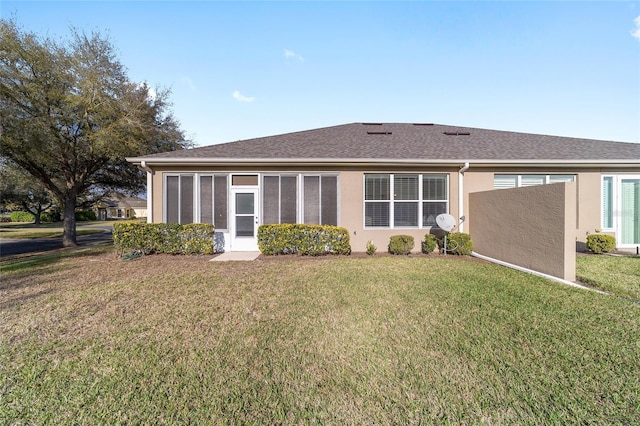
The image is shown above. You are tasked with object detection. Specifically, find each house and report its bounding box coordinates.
[94,191,148,220]
[126,123,640,254]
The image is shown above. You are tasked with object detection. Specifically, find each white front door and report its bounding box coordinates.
[230,188,259,251]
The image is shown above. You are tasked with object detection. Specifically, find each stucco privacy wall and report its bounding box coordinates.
[469,182,577,281]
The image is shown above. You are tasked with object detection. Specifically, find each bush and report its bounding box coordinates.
[366,240,377,256]
[439,232,473,255]
[388,235,414,255]
[75,210,97,221]
[586,234,616,254]
[422,234,438,254]
[40,211,60,223]
[257,224,351,256]
[112,222,216,255]
[0,216,12,223]
[10,211,34,223]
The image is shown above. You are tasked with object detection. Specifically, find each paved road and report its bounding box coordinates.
[0,224,113,258]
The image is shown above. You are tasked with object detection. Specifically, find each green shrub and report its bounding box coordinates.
[10,211,34,223]
[40,211,60,223]
[439,232,473,255]
[75,210,97,221]
[112,222,215,255]
[366,240,377,256]
[388,235,414,255]
[586,234,616,254]
[257,224,351,256]
[422,234,438,254]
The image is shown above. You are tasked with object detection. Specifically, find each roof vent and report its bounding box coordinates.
[443,131,470,136]
[413,123,434,126]
[362,122,383,126]
[367,131,392,135]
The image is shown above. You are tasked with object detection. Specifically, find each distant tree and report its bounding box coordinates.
[0,160,53,224]
[0,19,189,246]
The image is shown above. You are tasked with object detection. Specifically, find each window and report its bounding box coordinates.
[494,174,575,190]
[393,174,419,227]
[263,175,298,224]
[423,174,448,227]
[364,174,390,227]
[166,175,194,224]
[364,174,448,228]
[303,175,338,225]
[197,175,228,228]
[166,174,228,227]
[263,174,338,226]
[601,176,613,229]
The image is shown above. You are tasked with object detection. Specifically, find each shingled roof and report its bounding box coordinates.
[129,123,640,164]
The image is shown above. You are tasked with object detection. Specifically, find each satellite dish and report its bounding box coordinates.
[436,213,456,232]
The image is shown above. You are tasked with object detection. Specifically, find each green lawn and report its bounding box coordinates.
[576,254,640,301]
[1,251,638,424]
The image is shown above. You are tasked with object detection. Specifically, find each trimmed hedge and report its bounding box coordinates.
[439,232,473,255]
[586,234,616,254]
[10,211,35,223]
[258,224,351,256]
[388,235,414,255]
[422,234,438,254]
[112,222,216,255]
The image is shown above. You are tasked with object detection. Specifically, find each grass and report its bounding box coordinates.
[576,254,640,301]
[0,222,105,239]
[1,250,639,424]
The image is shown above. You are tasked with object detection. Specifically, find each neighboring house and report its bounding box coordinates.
[127,123,640,252]
[94,192,147,220]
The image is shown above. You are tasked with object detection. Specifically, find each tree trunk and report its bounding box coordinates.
[62,195,77,247]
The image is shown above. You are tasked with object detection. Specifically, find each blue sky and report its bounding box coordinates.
[3,1,640,145]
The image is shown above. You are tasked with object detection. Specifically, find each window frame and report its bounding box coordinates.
[493,174,576,190]
[363,173,449,229]
[302,174,339,226]
[262,174,299,225]
[164,173,229,228]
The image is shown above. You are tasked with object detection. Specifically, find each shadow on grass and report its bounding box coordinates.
[0,245,113,286]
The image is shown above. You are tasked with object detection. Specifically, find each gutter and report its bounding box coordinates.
[458,162,470,232]
[471,251,607,294]
[125,157,640,169]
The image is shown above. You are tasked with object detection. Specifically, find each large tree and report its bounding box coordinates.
[0,20,189,246]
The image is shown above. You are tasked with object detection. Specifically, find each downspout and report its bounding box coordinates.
[458,162,470,232]
[140,161,153,223]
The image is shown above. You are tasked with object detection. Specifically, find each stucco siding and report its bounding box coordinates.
[469,182,577,281]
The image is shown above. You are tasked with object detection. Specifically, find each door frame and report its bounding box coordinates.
[230,186,260,251]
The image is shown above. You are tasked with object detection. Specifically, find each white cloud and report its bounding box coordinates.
[232,90,255,103]
[633,16,640,41]
[284,49,304,62]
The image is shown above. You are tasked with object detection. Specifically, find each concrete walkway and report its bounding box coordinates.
[210,251,261,262]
